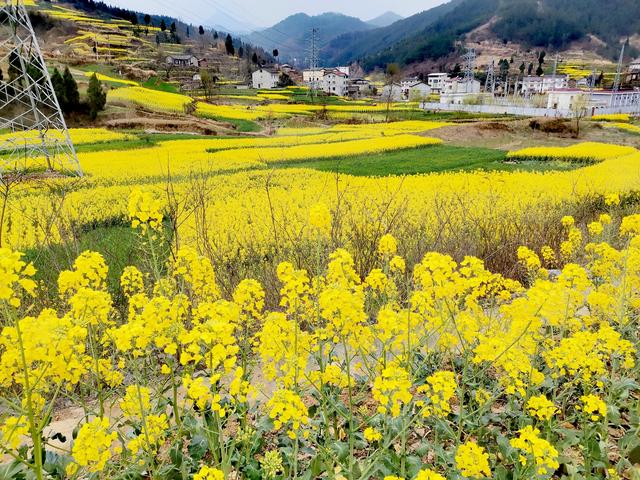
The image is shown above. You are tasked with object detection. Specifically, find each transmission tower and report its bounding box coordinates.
[307,27,319,101]
[0,0,82,178]
[462,47,476,93]
[613,42,625,92]
[484,60,495,95]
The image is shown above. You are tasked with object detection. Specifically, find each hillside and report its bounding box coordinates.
[245,12,374,65]
[327,0,640,69]
[322,0,465,66]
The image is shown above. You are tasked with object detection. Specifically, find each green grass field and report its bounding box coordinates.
[277,145,578,176]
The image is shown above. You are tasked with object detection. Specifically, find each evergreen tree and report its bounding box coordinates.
[170,22,176,34]
[238,46,244,58]
[87,74,106,120]
[63,67,80,112]
[272,49,279,58]
[213,31,219,40]
[519,62,526,75]
[527,63,534,75]
[198,25,205,36]
[535,64,544,76]
[225,34,235,55]
[160,19,167,32]
[186,26,190,37]
[51,68,67,111]
[251,52,258,65]
[143,14,151,26]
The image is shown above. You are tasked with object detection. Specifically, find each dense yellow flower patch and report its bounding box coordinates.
[604,122,640,135]
[507,142,636,162]
[108,87,192,114]
[592,113,631,122]
[84,72,139,86]
[277,120,450,136]
[2,209,640,478]
[0,128,135,147]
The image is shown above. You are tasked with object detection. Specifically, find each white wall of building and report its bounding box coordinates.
[252,69,279,89]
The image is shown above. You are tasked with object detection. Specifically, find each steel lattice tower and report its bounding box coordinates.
[306,27,319,101]
[462,47,476,93]
[484,60,495,95]
[0,0,82,178]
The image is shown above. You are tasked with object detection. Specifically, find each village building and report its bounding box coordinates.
[521,74,569,94]
[320,68,349,96]
[347,78,373,98]
[302,68,324,85]
[252,67,280,89]
[626,57,640,87]
[547,88,640,112]
[166,54,200,67]
[427,73,448,93]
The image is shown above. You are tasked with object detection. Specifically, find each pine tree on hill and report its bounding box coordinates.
[87,74,106,121]
[225,34,235,55]
[63,67,79,112]
[51,68,67,112]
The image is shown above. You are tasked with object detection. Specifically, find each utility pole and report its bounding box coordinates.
[613,42,625,92]
[0,0,82,178]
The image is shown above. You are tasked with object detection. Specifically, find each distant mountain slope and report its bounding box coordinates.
[366,11,403,28]
[326,0,640,69]
[323,0,465,66]
[245,12,373,64]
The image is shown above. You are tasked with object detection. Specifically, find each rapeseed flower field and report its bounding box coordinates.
[2,108,640,479]
[2,199,640,479]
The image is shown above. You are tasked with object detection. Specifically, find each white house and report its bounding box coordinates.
[336,66,350,76]
[521,75,569,94]
[427,73,448,93]
[252,68,279,89]
[381,83,404,102]
[303,69,324,85]
[443,78,481,95]
[547,89,640,112]
[321,68,349,96]
[400,76,420,89]
[405,81,431,101]
[382,80,431,102]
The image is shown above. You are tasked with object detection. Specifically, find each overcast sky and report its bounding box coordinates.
[104,0,447,29]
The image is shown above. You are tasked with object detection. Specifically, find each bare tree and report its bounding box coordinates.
[570,94,590,138]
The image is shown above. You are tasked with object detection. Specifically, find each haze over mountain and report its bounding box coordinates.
[366,11,403,28]
[204,9,261,35]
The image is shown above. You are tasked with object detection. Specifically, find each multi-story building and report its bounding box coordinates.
[427,73,449,93]
[521,75,569,94]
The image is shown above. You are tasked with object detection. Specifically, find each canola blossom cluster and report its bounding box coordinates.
[506,142,637,163]
[2,203,640,479]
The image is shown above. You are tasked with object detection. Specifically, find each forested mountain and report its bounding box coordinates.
[333,0,640,69]
[245,13,374,64]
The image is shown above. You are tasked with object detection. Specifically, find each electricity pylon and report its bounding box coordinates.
[484,60,495,95]
[0,0,82,178]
